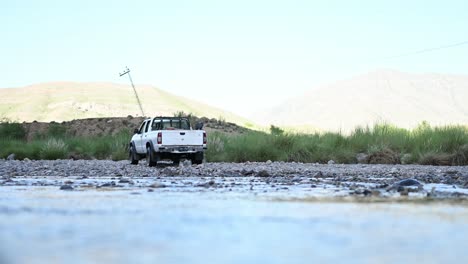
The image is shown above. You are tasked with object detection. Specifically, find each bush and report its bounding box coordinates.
[47,123,67,138]
[0,122,26,140]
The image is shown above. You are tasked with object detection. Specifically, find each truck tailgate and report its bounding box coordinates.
[162,130,203,146]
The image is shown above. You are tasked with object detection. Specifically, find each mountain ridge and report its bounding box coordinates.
[255,69,468,131]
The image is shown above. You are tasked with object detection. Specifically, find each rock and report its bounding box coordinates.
[257,170,270,177]
[266,160,272,164]
[445,170,458,175]
[327,160,335,165]
[387,178,423,192]
[98,182,116,188]
[60,185,73,191]
[399,189,409,196]
[149,183,167,188]
[241,169,254,176]
[196,180,215,187]
[119,178,132,183]
[313,171,325,178]
[161,168,176,176]
[23,158,31,162]
[7,154,15,161]
[356,153,369,164]
[291,176,302,183]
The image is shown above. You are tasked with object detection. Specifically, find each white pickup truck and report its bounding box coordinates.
[129,117,207,166]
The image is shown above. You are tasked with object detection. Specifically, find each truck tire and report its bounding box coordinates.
[146,145,159,167]
[172,157,180,166]
[192,152,204,165]
[129,144,139,165]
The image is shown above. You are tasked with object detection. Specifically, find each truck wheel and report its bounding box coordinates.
[192,152,204,165]
[129,144,139,165]
[172,158,180,166]
[146,145,159,167]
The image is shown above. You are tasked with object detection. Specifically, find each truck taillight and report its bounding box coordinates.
[157,132,162,144]
[203,132,207,144]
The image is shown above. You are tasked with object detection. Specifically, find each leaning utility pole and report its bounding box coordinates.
[119,66,145,117]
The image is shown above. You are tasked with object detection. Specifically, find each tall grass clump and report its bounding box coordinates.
[40,138,68,159]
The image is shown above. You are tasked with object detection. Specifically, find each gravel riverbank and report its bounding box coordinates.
[2,160,468,264]
[1,160,468,200]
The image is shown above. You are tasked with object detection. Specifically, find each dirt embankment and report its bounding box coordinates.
[20,116,249,140]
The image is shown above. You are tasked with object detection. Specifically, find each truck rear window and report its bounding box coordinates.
[152,119,190,130]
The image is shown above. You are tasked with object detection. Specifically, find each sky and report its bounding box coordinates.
[1,0,468,117]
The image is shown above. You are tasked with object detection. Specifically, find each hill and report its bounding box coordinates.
[0,82,252,126]
[256,70,468,131]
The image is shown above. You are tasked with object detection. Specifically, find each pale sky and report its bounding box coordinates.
[1,0,468,117]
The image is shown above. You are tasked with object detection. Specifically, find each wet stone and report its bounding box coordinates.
[241,169,254,176]
[149,183,167,188]
[119,178,132,183]
[387,178,423,191]
[257,170,270,177]
[59,185,73,191]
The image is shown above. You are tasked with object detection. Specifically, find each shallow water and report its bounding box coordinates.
[1,181,468,264]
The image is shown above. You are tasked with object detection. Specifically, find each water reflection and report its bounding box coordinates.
[0,186,467,264]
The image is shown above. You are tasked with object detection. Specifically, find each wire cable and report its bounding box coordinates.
[381,40,468,60]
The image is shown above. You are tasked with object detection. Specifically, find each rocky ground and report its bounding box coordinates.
[1,160,468,200]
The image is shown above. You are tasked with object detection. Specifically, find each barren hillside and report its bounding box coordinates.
[0,82,251,126]
[256,70,468,131]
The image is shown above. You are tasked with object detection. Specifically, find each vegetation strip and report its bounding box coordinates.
[0,120,467,165]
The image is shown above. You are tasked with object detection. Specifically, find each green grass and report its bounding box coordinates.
[0,122,132,160]
[206,123,468,165]
[1,121,467,165]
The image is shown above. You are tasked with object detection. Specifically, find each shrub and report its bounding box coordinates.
[270,125,284,135]
[0,122,26,140]
[418,152,453,166]
[47,123,67,138]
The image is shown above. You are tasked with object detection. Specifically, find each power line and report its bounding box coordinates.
[381,40,468,60]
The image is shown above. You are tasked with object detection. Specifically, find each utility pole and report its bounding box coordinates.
[119,66,145,117]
